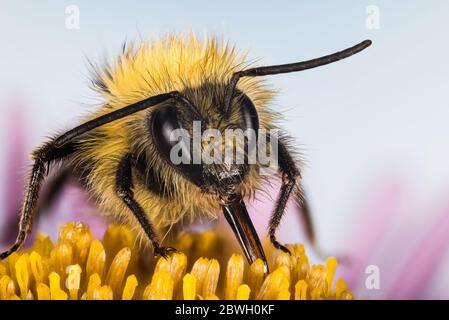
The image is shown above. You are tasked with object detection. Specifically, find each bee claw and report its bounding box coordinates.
[271,239,291,255]
[153,246,177,259]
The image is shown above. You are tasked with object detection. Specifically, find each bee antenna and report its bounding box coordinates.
[222,39,372,116]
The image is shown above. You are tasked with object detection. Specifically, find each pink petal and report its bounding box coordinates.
[387,197,449,299]
[338,178,405,293]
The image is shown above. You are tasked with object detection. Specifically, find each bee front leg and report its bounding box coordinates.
[0,141,76,260]
[115,154,176,259]
[0,160,45,260]
[268,139,302,255]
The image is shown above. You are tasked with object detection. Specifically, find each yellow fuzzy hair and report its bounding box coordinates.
[69,34,281,243]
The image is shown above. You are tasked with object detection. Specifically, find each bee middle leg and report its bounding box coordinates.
[115,154,176,259]
[39,165,73,211]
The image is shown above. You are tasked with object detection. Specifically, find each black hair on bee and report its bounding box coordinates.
[0,35,371,272]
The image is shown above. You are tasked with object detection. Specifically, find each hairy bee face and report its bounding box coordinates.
[150,84,259,197]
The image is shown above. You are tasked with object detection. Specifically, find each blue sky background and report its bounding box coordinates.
[1,1,449,297]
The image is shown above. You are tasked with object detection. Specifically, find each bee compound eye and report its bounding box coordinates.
[150,105,204,187]
[240,94,259,133]
[239,95,259,154]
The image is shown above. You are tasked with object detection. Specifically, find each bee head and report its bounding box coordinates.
[146,38,372,197]
[150,83,259,197]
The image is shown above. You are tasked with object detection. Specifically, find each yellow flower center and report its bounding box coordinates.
[0,222,353,300]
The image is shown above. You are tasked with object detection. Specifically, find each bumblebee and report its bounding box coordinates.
[0,35,371,272]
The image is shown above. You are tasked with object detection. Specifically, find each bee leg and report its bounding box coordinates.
[294,187,345,262]
[115,154,176,259]
[267,140,301,255]
[294,186,331,259]
[2,166,75,246]
[0,141,76,260]
[38,165,73,211]
[293,186,316,248]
